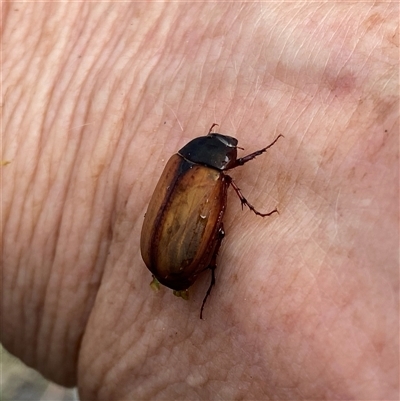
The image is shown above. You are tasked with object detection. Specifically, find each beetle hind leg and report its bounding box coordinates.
[200,226,225,319]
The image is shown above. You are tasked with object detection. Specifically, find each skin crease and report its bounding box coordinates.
[2,2,398,400]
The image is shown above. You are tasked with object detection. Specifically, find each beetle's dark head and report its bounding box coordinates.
[178,133,238,170]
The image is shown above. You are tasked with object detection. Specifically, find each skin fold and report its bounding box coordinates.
[2,2,398,400]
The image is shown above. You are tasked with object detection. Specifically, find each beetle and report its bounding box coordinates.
[140,124,283,319]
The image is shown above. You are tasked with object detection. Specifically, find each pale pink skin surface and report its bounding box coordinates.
[2,3,398,400]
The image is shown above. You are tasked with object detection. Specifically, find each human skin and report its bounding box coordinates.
[2,2,398,400]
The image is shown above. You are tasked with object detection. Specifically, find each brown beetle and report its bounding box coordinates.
[140,124,282,318]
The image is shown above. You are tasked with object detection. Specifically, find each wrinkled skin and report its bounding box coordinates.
[2,2,398,400]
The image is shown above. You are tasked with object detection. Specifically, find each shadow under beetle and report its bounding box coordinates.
[140,124,283,319]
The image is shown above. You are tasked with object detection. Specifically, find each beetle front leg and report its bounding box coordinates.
[227,176,279,217]
[207,123,219,135]
[200,225,225,319]
[230,134,284,168]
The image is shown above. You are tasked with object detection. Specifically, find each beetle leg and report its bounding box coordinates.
[227,176,279,217]
[200,226,225,319]
[207,123,219,135]
[230,134,284,168]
